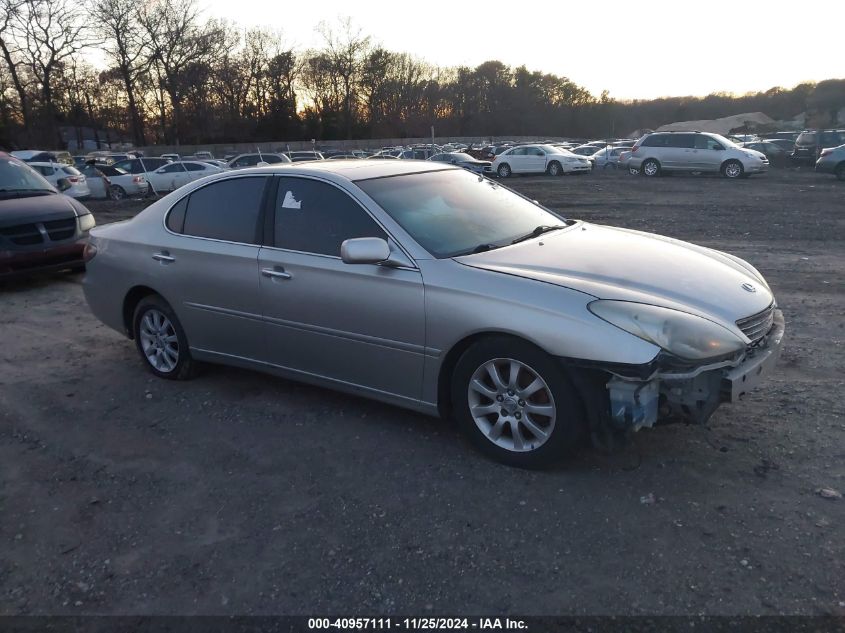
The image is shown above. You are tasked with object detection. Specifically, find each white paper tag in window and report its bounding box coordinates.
[281,190,301,209]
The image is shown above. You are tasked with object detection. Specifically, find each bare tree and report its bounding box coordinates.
[315,17,370,139]
[137,0,222,144]
[93,0,148,145]
[15,0,100,144]
[0,0,33,137]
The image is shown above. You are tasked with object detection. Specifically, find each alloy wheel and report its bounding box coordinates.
[467,358,556,453]
[139,309,179,373]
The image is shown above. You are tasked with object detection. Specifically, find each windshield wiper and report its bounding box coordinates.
[0,188,53,198]
[511,224,566,244]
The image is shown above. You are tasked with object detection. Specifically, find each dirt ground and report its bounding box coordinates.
[0,168,843,616]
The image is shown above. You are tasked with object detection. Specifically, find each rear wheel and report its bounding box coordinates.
[497,163,512,178]
[110,185,126,200]
[641,158,660,177]
[452,337,586,468]
[722,160,744,179]
[547,161,562,176]
[133,295,196,380]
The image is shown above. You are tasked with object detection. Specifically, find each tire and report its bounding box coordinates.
[629,167,640,175]
[836,163,845,181]
[547,161,562,176]
[110,185,127,200]
[451,336,586,469]
[497,163,512,178]
[641,158,660,177]
[133,295,197,380]
[722,160,744,179]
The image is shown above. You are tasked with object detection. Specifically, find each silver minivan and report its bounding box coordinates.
[628,132,769,178]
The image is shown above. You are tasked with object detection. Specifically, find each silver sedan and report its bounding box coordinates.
[83,161,784,468]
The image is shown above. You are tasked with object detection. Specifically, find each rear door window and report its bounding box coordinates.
[668,134,695,148]
[179,176,268,243]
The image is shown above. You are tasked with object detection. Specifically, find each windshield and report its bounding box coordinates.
[449,153,476,162]
[0,158,56,195]
[357,169,566,258]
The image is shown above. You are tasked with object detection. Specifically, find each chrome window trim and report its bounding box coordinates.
[160,171,419,269]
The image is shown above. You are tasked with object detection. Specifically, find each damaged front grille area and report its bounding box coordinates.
[736,304,775,344]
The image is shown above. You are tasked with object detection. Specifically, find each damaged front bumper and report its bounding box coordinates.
[603,309,785,430]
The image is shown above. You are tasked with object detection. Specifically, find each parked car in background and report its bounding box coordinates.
[0,153,95,277]
[492,144,592,177]
[428,152,492,174]
[740,141,792,167]
[618,150,634,173]
[78,165,112,199]
[571,145,602,157]
[287,151,324,162]
[82,160,784,468]
[591,146,633,170]
[200,159,230,170]
[194,151,214,160]
[399,148,437,160]
[112,157,171,190]
[11,150,74,165]
[366,153,399,159]
[160,153,181,162]
[792,130,845,163]
[764,138,798,154]
[82,164,147,199]
[327,154,363,160]
[29,162,91,199]
[814,144,845,180]
[227,153,291,169]
[145,160,226,193]
[628,132,769,178]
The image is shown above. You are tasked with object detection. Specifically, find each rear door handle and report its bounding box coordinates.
[152,252,175,263]
[262,267,292,280]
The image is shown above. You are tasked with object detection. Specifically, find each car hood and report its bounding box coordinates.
[0,193,79,226]
[455,222,774,324]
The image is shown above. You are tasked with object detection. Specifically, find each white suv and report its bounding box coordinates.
[628,132,768,178]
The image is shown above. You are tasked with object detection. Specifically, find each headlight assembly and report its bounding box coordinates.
[588,300,746,361]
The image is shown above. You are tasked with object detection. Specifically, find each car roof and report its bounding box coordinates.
[226,159,453,182]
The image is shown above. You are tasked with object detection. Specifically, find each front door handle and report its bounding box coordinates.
[262,267,292,280]
[152,252,175,263]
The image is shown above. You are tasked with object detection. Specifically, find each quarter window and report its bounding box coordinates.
[179,177,267,243]
[160,163,185,173]
[184,163,206,172]
[273,177,386,256]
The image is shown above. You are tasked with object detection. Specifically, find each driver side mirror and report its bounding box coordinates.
[341,237,390,265]
[56,178,72,192]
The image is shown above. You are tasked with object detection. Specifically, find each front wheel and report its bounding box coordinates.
[497,163,512,178]
[133,295,197,380]
[547,161,562,176]
[722,160,744,179]
[110,185,126,200]
[452,337,586,468]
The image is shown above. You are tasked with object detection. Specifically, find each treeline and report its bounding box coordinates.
[1,0,844,149]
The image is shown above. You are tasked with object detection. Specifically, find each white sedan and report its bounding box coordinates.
[491,144,592,177]
[28,162,91,199]
[145,161,225,194]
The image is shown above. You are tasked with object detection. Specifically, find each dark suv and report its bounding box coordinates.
[793,130,845,162]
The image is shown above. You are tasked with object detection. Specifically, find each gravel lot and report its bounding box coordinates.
[1,168,843,616]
